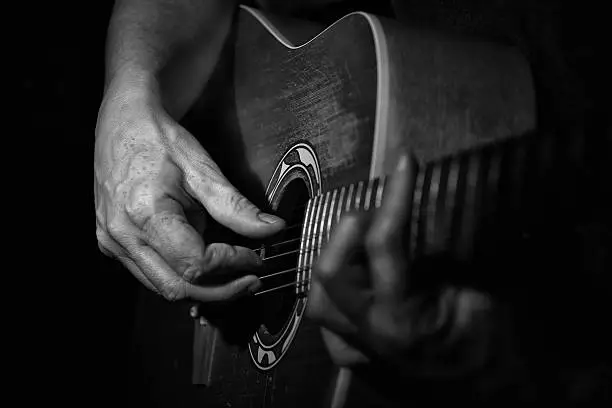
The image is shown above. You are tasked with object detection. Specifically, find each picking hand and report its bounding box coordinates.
[95,88,285,303]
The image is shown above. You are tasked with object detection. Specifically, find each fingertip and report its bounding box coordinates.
[234,274,261,294]
[247,278,262,293]
[218,211,286,239]
[396,152,409,172]
[256,213,286,236]
[257,212,284,225]
[395,150,419,174]
[241,214,286,239]
[190,305,198,318]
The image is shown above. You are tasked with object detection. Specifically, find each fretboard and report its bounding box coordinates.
[298,130,567,285]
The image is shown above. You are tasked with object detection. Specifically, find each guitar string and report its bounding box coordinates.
[249,234,301,252]
[251,236,301,250]
[251,238,330,262]
[252,179,407,293]
[253,278,311,296]
[239,179,387,287]
[247,137,518,296]
[248,220,347,253]
[246,205,365,260]
[248,179,385,251]
[251,198,380,247]
[257,266,301,280]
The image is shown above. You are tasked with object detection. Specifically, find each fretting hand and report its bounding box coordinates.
[306,152,494,378]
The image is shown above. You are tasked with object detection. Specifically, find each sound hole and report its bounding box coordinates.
[260,179,309,335]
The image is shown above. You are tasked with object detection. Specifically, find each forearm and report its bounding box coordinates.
[105,0,237,117]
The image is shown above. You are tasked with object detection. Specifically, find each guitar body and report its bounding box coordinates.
[130,5,535,408]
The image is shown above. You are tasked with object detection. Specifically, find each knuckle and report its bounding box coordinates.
[365,223,396,255]
[95,208,107,229]
[189,305,199,318]
[97,242,113,257]
[313,261,335,283]
[124,182,155,225]
[96,225,109,243]
[96,227,116,256]
[161,279,187,302]
[201,246,219,271]
[106,218,126,239]
[182,265,200,283]
[202,245,235,271]
[337,212,359,228]
[228,192,256,214]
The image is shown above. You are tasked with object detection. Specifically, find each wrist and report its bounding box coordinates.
[104,66,162,108]
[97,67,166,142]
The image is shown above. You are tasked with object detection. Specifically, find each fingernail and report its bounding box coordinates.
[396,153,408,172]
[184,266,200,282]
[248,280,262,293]
[190,306,197,318]
[258,212,282,224]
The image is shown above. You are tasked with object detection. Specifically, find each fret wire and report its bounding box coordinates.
[417,164,433,256]
[448,154,469,252]
[303,195,320,292]
[345,183,355,212]
[307,194,324,292]
[485,147,502,224]
[410,166,426,255]
[446,155,462,252]
[375,176,386,208]
[313,192,329,293]
[364,178,374,211]
[372,178,380,210]
[426,163,442,254]
[254,134,550,281]
[354,181,364,210]
[457,153,481,258]
[327,189,338,242]
[433,158,450,254]
[297,198,315,295]
[318,191,331,253]
[475,149,492,253]
[336,186,346,223]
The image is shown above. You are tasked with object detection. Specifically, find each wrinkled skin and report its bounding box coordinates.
[95,87,285,303]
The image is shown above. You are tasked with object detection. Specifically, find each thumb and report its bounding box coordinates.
[171,126,285,238]
[202,182,286,239]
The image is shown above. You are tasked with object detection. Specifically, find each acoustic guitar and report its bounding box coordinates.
[129,4,567,407]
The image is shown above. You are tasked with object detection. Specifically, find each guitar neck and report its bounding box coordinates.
[300,130,567,270]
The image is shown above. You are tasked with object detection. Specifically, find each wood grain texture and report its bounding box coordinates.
[128,6,537,408]
[379,16,536,172]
